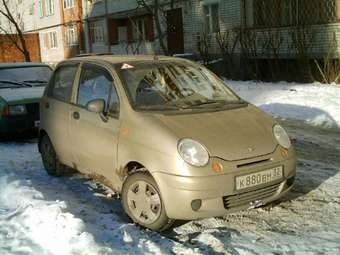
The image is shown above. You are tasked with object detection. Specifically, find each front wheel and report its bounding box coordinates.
[121,172,173,231]
[40,135,63,176]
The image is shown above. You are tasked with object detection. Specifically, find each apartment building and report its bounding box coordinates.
[2,0,340,66]
[0,0,84,63]
[80,0,340,58]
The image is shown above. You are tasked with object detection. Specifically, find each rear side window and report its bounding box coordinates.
[77,64,118,113]
[49,64,79,102]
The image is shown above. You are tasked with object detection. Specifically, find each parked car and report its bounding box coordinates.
[39,55,296,231]
[0,63,53,136]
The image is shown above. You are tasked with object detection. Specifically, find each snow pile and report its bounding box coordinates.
[0,143,195,255]
[226,80,340,129]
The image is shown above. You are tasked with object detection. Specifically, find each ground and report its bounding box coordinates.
[1,81,340,255]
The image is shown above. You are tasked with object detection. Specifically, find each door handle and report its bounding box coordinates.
[73,111,80,120]
[45,102,50,109]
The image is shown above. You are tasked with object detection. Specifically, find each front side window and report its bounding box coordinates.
[77,65,118,115]
[49,65,78,102]
[117,61,243,112]
[203,3,220,34]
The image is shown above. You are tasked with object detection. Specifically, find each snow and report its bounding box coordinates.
[1,81,340,254]
[226,80,340,129]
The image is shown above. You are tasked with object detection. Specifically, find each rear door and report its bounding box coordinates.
[69,62,121,187]
[41,63,79,166]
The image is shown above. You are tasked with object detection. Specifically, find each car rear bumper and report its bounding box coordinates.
[0,103,40,135]
[153,156,296,220]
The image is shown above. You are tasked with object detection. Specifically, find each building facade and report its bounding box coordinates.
[2,0,340,65]
[0,0,84,63]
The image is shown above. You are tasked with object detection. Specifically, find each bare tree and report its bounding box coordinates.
[136,0,177,55]
[0,0,31,61]
[216,29,240,78]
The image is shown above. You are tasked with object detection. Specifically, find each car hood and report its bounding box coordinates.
[0,87,44,104]
[153,105,277,161]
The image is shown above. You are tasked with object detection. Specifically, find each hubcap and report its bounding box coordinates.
[127,180,161,225]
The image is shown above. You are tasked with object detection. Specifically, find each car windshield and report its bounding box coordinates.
[0,66,52,89]
[117,61,243,111]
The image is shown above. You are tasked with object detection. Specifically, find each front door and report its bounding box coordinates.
[42,63,79,166]
[69,63,121,188]
[167,8,184,55]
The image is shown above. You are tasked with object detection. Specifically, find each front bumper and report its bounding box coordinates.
[153,153,296,220]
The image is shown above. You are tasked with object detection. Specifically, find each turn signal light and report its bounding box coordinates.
[281,148,289,158]
[212,162,223,173]
[0,106,9,116]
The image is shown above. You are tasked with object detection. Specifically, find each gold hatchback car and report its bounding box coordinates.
[39,55,296,231]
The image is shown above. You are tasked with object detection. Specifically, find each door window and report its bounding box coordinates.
[77,64,119,115]
[49,64,79,102]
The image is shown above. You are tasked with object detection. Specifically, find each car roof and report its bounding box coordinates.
[67,55,185,64]
[0,62,50,69]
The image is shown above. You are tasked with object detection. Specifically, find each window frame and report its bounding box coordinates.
[89,20,105,44]
[47,63,80,103]
[45,0,55,16]
[45,31,58,49]
[66,25,78,46]
[75,63,120,119]
[133,17,147,42]
[202,3,220,34]
[63,0,75,9]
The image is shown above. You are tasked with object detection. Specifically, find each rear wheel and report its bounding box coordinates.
[40,135,63,176]
[122,172,174,231]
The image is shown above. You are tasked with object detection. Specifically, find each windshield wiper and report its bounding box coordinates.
[23,80,48,84]
[0,80,31,87]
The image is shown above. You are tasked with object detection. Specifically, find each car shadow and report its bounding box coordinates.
[259,103,339,129]
[268,113,340,203]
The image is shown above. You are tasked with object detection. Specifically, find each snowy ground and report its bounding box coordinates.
[227,80,340,129]
[1,82,340,255]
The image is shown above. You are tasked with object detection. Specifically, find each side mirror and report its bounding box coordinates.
[86,99,105,114]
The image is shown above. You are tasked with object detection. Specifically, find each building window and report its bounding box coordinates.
[29,4,35,15]
[38,0,44,17]
[90,21,104,43]
[203,3,220,34]
[64,0,75,9]
[39,0,55,17]
[251,0,336,28]
[45,0,55,16]
[133,18,147,41]
[67,25,78,46]
[45,31,58,49]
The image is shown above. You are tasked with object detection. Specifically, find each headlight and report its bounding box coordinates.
[273,124,291,149]
[178,138,209,167]
[9,105,27,115]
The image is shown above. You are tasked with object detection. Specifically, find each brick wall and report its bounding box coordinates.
[0,33,41,62]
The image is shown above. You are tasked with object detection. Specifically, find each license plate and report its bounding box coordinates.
[235,166,283,191]
[34,120,40,128]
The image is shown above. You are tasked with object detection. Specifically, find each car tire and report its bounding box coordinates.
[40,135,63,176]
[122,172,174,231]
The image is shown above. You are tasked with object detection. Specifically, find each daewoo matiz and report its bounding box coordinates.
[39,55,296,231]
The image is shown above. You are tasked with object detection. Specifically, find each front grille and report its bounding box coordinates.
[223,182,281,209]
[237,158,270,168]
[26,103,39,120]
